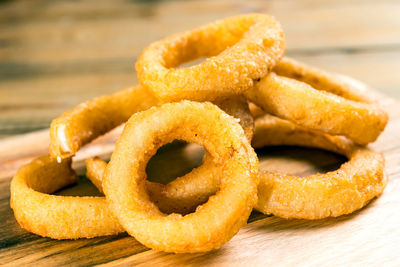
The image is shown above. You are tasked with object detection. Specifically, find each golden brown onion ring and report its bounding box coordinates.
[49,85,159,160]
[102,101,259,253]
[74,91,256,214]
[148,96,254,215]
[85,95,253,216]
[88,114,387,220]
[245,72,388,145]
[10,156,124,239]
[252,114,388,219]
[49,85,253,160]
[136,13,285,102]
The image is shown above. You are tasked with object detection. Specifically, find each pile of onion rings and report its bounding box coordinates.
[86,113,387,220]
[10,13,389,253]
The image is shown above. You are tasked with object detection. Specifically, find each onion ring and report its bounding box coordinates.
[88,113,387,220]
[245,71,388,145]
[136,13,285,102]
[85,93,253,215]
[102,101,259,253]
[252,114,388,219]
[49,85,159,160]
[10,156,124,239]
[49,85,253,160]
[149,96,253,215]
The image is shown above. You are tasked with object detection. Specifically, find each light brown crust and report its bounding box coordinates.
[10,156,124,239]
[252,114,388,219]
[245,72,388,145]
[49,85,159,160]
[136,13,285,102]
[102,101,259,253]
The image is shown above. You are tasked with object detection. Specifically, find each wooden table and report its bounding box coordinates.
[1,0,400,266]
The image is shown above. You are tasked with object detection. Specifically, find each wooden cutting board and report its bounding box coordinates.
[0,89,399,266]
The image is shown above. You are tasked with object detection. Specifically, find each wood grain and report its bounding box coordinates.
[2,0,400,63]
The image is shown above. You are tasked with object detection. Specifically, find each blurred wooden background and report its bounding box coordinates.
[0,0,400,138]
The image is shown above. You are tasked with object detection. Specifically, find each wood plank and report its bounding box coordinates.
[1,0,386,22]
[1,0,400,63]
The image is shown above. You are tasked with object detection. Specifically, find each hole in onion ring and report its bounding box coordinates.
[56,140,206,199]
[256,146,347,177]
[146,140,205,185]
[55,175,103,197]
[178,57,208,68]
[144,140,216,215]
[162,20,251,69]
